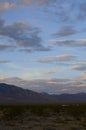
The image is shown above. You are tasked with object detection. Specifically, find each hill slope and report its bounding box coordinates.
[0,83,52,104]
[0,83,86,104]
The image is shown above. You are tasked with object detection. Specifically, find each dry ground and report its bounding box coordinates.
[0,104,86,130]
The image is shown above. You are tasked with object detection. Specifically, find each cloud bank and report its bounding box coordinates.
[0,18,50,52]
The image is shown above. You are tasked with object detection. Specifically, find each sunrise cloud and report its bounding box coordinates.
[38,54,76,63]
[71,65,86,71]
[0,2,15,13]
[53,25,77,37]
[0,44,16,51]
[50,39,86,47]
[79,73,86,81]
[42,68,60,75]
[0,77,86,94]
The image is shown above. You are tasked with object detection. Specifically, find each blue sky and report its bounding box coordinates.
[0,0,86,94]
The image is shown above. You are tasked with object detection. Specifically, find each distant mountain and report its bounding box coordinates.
[0,83,86,104]
[0,83,51,104]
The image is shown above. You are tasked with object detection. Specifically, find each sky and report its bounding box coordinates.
[0,0,86,94]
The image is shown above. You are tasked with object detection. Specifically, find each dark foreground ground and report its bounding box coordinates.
[0,104,86,130]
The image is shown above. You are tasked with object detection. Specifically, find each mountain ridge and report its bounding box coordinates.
[0,83,86,104]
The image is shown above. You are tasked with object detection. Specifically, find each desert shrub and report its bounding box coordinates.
[43,126,56,130]
[28,105,49,116]
[71,127,81,130]
[2,106,25,120]
[0,104,86,121]
[67,105,86,118]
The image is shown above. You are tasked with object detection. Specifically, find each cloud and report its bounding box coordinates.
[19,47,51,53]
[17,0,86,23]
[17,0,56,5]
[42,68,60,75]
[1,77,86,94]
[38,54,76,63]
[0,2,15,13]
[0,60,11,64]
[0,18,50,51]
[4,0,73,24]
[2,21,41,48]
[1,0,86,23]
[17,0,31,5]
[19,48,34,53]
[0,44,16,51]
[41,0,75,22]
[16,59,33,63]
[53,25,77,37]
[78,2,86,20]
[50,39,86,47]
[40,0,86,22]
[3,0,56,7]
[78,73,86,81]
[77,61,86,65]
[1,0,86,26]
[71,65,86,71]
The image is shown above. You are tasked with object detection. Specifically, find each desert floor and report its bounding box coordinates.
[0,104,86,130]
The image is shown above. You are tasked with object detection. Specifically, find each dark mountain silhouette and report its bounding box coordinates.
[0,83,86,104]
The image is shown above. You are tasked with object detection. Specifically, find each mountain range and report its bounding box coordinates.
[0,83,86,104]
